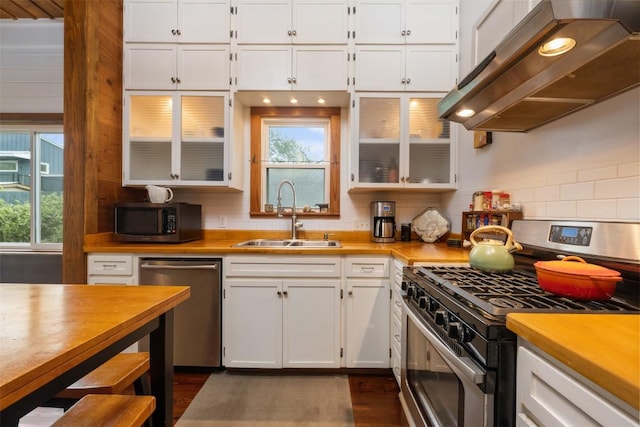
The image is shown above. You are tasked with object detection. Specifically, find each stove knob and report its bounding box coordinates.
[406,286,415,297]
[434,310,446,326]
[428,299,439,312]
[447,322,466,343]
[418,296,427,309]
[401,281,409,291]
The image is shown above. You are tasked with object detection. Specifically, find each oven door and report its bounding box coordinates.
[400,300,493,427]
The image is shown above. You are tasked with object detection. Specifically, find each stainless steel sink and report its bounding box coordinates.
[234,239,341,248]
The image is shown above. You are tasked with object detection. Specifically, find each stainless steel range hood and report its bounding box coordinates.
[438,0,640,132]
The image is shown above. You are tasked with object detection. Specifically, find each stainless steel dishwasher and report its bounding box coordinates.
[139,258,222,367]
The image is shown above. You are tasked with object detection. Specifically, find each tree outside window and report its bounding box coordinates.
[0,128,64,247]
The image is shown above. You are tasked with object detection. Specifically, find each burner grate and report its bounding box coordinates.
[416,266,639,316]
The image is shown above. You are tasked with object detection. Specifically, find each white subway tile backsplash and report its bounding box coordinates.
[617,198,640,220]
[578,166,617,182]
[594,176,640,199]
[560,182,593,200]
[546,201,577,218]
[533,185,560,202]
[576,200,617,219]
[548,171,577,185]
[619,162,640,178]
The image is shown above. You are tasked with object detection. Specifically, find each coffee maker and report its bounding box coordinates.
[371,201,396,242]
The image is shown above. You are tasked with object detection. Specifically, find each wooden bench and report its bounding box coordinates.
[45,352,151,409]
[51,394,155,427]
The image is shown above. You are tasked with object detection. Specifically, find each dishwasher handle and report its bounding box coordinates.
[140,263,218,270]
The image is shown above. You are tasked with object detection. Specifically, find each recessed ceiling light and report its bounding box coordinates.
[456,108,475,118]
[262,97,271,104]
[290,98,298,104]
[538,37,576,57]
[317,98,326,104]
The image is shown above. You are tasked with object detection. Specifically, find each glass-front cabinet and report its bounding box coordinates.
[350,93,456,190]
[123,91,236,187]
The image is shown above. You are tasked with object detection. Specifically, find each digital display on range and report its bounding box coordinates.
[549,225,592,246]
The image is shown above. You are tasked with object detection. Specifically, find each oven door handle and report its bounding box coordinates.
[404,302,485,385]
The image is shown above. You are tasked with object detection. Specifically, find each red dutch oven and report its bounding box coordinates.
[534,256,622,300]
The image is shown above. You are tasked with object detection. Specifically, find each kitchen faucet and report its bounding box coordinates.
[276,179,303,239]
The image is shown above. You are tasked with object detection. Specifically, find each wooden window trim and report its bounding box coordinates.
[250,107,340,217]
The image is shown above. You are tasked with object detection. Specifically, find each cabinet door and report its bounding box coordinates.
[124,45,178,90]
[404,45,456,92]
[282,279,341,368]
[405,0,457,44]
[293,0,349,44]
[405,96,453,186]
[235,46,293,90]
[124,0,177,43]
[345,278,390,368]
[179,0,231,43]
[223,278,283,368]
[177,45,230,90]
[236,0,293,44]
[354,46,405,91]
[355,0,404,44]
[352,95,401,187]
[179,94,228,182]
[293,46,348,91]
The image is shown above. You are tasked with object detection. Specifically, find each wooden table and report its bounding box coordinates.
[0,284,190,426]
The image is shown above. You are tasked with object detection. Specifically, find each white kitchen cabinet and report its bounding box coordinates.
[235,45,348,91]
[355,44,456,92]
[123,91,240,188]
[223,256,342,368]
[516,342,639,427]
[344,256,390,368]
[350,93,456,191]
[355,0,458,45]
[472,0,540,65]
[235,0,349,45]
[124,44,230,90]
[87,254,136,285]
[124,0,231,43]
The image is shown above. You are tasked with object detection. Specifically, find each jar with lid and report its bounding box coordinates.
[473,192,484,211]
[483,191,492,210]
[388,158,398,183]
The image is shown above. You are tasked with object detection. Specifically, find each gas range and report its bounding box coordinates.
[399,219,639,426]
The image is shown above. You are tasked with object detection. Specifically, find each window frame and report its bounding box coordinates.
[250,107,341,217]
[0,123,64,250]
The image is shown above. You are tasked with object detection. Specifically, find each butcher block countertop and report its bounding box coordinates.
[507,313,640,410]
[84,230,469,264]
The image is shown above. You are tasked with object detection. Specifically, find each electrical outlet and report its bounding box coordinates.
[353,219,370,230]
[219,215,227,228]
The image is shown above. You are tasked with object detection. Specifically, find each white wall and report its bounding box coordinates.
[0,19,63,113]
[442,0,640,233]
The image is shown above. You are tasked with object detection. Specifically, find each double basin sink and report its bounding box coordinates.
[234,239,341,248]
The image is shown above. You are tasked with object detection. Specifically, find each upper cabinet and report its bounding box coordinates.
[124,0,231,43]
[123,92,241,189]
[355,0,458,45]
[124,44,230,90]
[234,0,349,44]
[350,93,456,191]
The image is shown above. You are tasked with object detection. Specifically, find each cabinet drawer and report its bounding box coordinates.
[391,289,403,321]
[392,312,402,347]
[225,256,341,278]
[87,255,133,276]
[345,257,389,278]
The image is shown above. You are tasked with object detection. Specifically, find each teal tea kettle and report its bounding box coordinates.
[469,225,522,273]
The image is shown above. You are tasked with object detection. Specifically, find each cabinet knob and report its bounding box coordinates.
[287,77,292,84]
[176,29,181,36]
[283,290,288,296]
[401,30,406,36]
[401,78,406,84]
[406,29,411,36]
[348,290,353,296]
[277,290,282,296]
[171,77,177,83]
[292,77,297,84]
[171,29,177,35]
[406,78,411,84]
[292,30,297,36]
[287,30,292,36]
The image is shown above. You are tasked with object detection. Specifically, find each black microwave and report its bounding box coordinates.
[114,203,202,243]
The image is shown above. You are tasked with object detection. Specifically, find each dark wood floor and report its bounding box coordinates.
[173,369,404,426]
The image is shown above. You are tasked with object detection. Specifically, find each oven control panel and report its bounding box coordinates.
[548,225,592,246]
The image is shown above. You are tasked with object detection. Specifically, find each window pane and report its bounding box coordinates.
[268,126,326,163]
[266,168,326,207]
[39,133,64,243]
[0,132,31,243]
